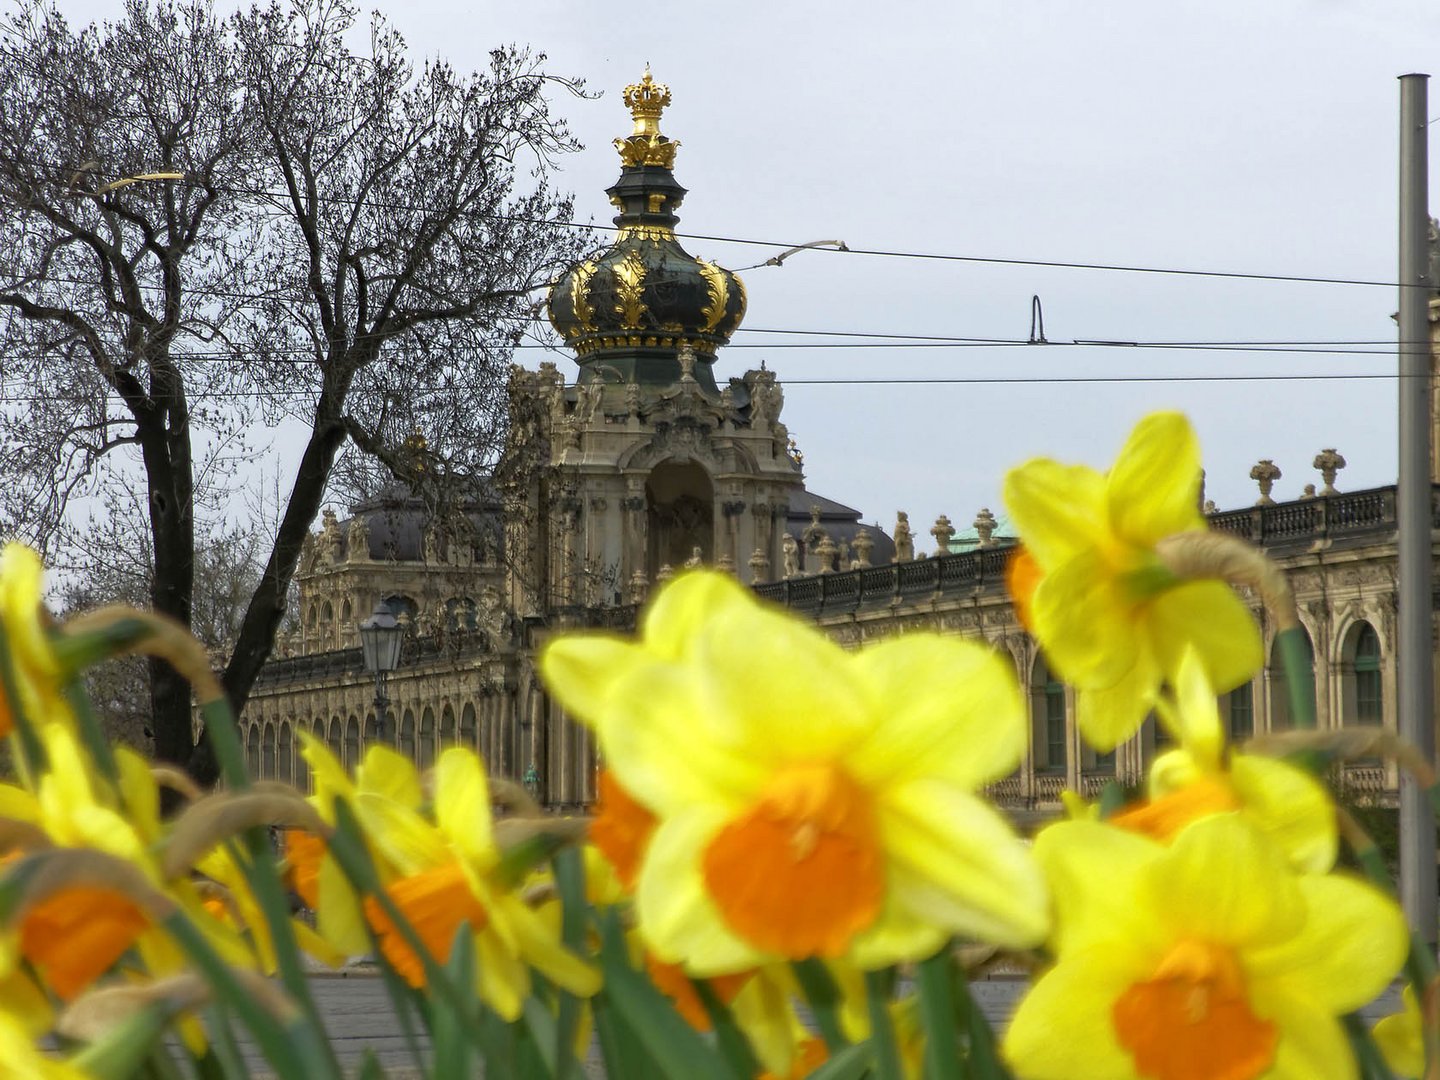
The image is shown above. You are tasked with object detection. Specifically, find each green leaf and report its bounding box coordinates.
[69,1003,171,1080]
[594,908,731,1080]
[805,1041,875,1080]
[791,958,850,1052]
[551,847,588,1080]
[356,1050,387,1080]
[692,977,762,1078]
[915,948,964,1080]
[431,928,477,1080]
[864,969,904,1080]
[0,628,47,777]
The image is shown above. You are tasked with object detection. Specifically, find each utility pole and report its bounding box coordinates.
[1397,72,1436,945]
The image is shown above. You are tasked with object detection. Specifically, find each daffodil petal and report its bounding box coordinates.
[880,781,1049,949]
[1147,579,1262,693]
[634,807,763,976]
[354,793,449,876]
[1004,946,1142,1080]
[847,635,1024,789]
[1032,820,1158,954]
[1105,412,1203,547]
[356,745,423,810]
[1074,658,1159,753]
[475,925,528,1021]
[694,598,867,760]
[1246,874,1407,1015]
[434,749,493,865]
[845,880,946,972]
[1248,983,1358,1080]
[1003,460,1109,568]
[1171,647,1223,769]
[1229,754,1337,873]
[598,662,766,815]
[1372,989,1424,1080]
[494,892,599,997]
[1032,549,1146,688]
[538,635,639,726]
[1143,814,1300,947]
[642,571,755,659]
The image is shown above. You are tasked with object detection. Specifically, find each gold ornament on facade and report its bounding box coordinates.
[570,260,598,333]
[612,250,649,330]
[614,67,680,168]
[647,193,666,214]
[615,223,676,243]
[698,260,731,333]
[732,272,748,326]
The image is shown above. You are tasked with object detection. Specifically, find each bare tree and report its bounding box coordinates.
[0,0,586,779]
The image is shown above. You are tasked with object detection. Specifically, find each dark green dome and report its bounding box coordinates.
[547,71,746,391]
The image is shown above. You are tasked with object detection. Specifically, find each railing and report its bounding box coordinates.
[761,485,1421,616]
[986,774,1022,801]
[1206,486,1402,546]
[1034,774,1065,802]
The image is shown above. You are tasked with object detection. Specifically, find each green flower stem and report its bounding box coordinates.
[1343,1012,1399,1080]
[551,847,587,1080]
[863,969,904,1080]
[0,630,47,778]
[954,964,1013,1080]
[792,958,850,1052]
[691,977,762,1078]
[1275,626,1317,730]
[915,948,964,1080]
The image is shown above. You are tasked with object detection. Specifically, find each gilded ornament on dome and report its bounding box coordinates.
[570,260,598,332]
[732,272,748,326]
[612,250,649,330]
[614,133,680,169]
[698,260,730,333]
[615,223,675,243]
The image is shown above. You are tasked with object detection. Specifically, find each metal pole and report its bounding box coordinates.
[1397,72,1436,944]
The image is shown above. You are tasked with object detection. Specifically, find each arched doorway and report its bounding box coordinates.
[646,460,713,575]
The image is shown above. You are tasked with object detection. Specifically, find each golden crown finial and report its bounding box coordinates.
[623,67,671,137]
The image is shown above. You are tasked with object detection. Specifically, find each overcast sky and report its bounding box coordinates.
[57,0,1440,540]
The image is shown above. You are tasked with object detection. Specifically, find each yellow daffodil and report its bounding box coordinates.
[541,570,1049,975]
[0,1007,86,1079]
[343,745,598,1019]
[1003,412,1262,750]
[0,543,69,738]
[1372,985,1425,1079]
[1111,649,1335,872]
[1004,813,1407,1080]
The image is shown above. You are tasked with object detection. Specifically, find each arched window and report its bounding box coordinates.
[327,716,342,761]
[1354,623,1383,726]
[440,705,457,749]
[364,713,381,745]
[400,709,416,763]
[419,707,435,771]
[278,722,294,786]
[294,723,310,792]
[245,723,260,779]
[460,703,477,751]
[344,716,360,768]
[1030,654,1066,773]
[1225,681,1254,741]
[261,722,277,780]
[1269,629,1314,731]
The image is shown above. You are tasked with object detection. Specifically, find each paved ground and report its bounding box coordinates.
[238,971,1404,1077]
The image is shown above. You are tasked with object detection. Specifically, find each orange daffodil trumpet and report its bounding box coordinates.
[1003,412,1262,751]
[1111,648,1336,872]
[1004,813,1407,1080]
[540,570,1049,974]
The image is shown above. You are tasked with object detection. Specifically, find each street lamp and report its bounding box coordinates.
[359,601,403,740]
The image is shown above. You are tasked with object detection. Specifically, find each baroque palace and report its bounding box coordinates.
[241,72,1430,812]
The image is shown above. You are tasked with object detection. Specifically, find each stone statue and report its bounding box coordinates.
[424,524,444,564]
[930,514,955,555]
[894,512,914,562]
[815,534,838,573]
[300,532,317,573]
[1302,484,1317,500]
[748,547,770,582]
[852,528,874,568]
[973,508,997,549]
[749,374,772,427]
[577,380,604,424]
[716,553,735,573]
[319,509,342,565]
[346,515,370,561]
[684,545,704,569]
[656,563,675,583]
[782,533,800,579]
[1250,459,1281,506]
[1313,448,1346,496]
[625,379,642,418]
[628,570,649,606]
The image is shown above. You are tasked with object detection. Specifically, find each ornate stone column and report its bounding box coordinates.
[722,498,746,569]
